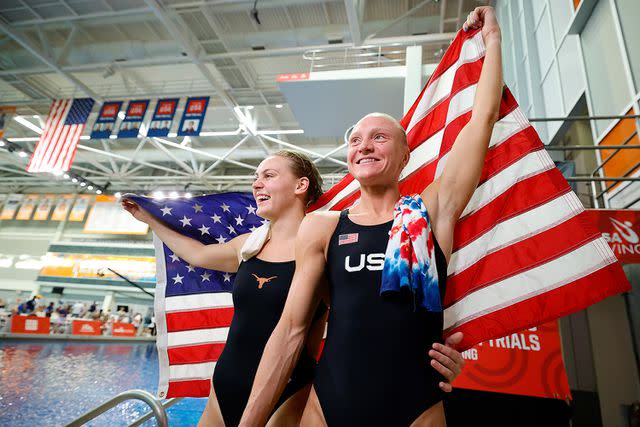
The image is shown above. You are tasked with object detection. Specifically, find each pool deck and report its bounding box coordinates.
[0,332,156,342]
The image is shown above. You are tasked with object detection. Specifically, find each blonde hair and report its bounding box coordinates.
[273,150,324,206]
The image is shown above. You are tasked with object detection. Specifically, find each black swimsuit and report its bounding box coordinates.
[315,210,448,426]
[212,257,325,427]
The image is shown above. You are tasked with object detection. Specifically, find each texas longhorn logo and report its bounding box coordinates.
[252,274,277,289]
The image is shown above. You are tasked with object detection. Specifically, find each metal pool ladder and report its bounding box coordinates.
[65,389,182,427]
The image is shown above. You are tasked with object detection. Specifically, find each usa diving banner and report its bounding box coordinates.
[147,98,179,137]
[177,96,209,136]
[118,100,149,139]
[90,101,122,139]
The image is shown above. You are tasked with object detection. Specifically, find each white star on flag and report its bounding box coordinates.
[198,224,210,235]
[179,216,192,227]
[220,203,231,212]
[186,264,196,273]
[222,272,232,282]
[160,206,173,216]
[261,219,269,226]
[227,224,236,234]
[193,203,203,213]
[172,274,184,284]
[246,205,257,215]
[200,271,211,282]
[210,213,221,223]
[169,253,180,262]
[235,215,244,226]
[216,235,227,244]
[249,226,257,232]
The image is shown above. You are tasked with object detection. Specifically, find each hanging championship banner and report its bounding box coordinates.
[453,320,571,400]
[177,96,209,136]
[51,195,75,221]
[585,209,640,264]
[84,195,149,234]
[117,100,149,139]
[0,106,16,139]
[16,194,39,220]
[68,195,93,222]
[90,101,122,139]
[147,98,179,137]
[33,195,56,221]
[0,194,23,220]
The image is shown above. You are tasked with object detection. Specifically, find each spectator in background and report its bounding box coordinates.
[89,301,97,313]
[0,297,6,309]
[132,312,143,329]
[71,301,85,318]
[45,302,54,317]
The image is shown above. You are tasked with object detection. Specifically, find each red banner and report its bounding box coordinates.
[112,322,136,337]
[453,320,571,400]
[585,209,640,264]
[71,319,102,336]
[11,315,50,334]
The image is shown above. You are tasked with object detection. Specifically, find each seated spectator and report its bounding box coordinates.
[45,302,55,317]
[71,301,85,318]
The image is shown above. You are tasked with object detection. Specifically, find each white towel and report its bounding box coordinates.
[240,222,270,261]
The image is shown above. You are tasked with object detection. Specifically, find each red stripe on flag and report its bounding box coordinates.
[453,168,571,250]
[445,212,602,307]
[168,342,226,365]
[167,379,211,398]
[166,307,234,332]
[400,29,480,130]
[39,100,70,171]
[28,100,66,171]
[449,262,631,350]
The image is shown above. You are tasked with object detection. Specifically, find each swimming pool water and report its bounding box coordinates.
[0,340,206,426]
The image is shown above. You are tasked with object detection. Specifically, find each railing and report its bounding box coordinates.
[64,389,171,427]
[303,44,408,72]
[534,114,640,209]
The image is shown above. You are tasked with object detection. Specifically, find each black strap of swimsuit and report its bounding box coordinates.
[340,209,349,219]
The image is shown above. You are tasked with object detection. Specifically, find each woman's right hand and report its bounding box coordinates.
[121,199,153,224]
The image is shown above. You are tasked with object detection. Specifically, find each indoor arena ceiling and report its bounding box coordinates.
[0,0,483,194]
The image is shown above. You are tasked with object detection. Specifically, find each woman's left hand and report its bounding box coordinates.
[429,332,466,392]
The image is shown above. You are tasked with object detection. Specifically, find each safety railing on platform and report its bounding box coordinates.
[530,114,640,209]
[64,389,176,427]
[303,44,408,72]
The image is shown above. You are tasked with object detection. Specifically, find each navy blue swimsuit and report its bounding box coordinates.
[213,257,325,427]
[315,210,447,426]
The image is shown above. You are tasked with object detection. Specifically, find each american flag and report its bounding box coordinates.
[26,98,95,173]
[338,233,359,245]
[126,192,263,398]
[308,29,631,350]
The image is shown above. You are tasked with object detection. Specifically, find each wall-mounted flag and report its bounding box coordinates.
[0,194,23,220]
[0,106,16,139]
[90,101,122,139]
[118,100,149,139]
[147,98,179,137]
[177,96,209,136]
[26,98,95,173]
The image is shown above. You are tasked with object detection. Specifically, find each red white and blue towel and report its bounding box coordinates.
[381,194,441,312]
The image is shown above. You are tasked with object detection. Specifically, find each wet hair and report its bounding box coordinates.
[273,150,324,206]
[355,112,408,147]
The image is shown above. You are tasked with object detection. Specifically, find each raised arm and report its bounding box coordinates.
[424,7,503,229]
[239,213,332,427]
[122,198,246,272]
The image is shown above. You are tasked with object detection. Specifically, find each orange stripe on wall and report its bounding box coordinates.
[599,108,639,192]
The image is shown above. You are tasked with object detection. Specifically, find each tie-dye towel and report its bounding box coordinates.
[381,194,441,312]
